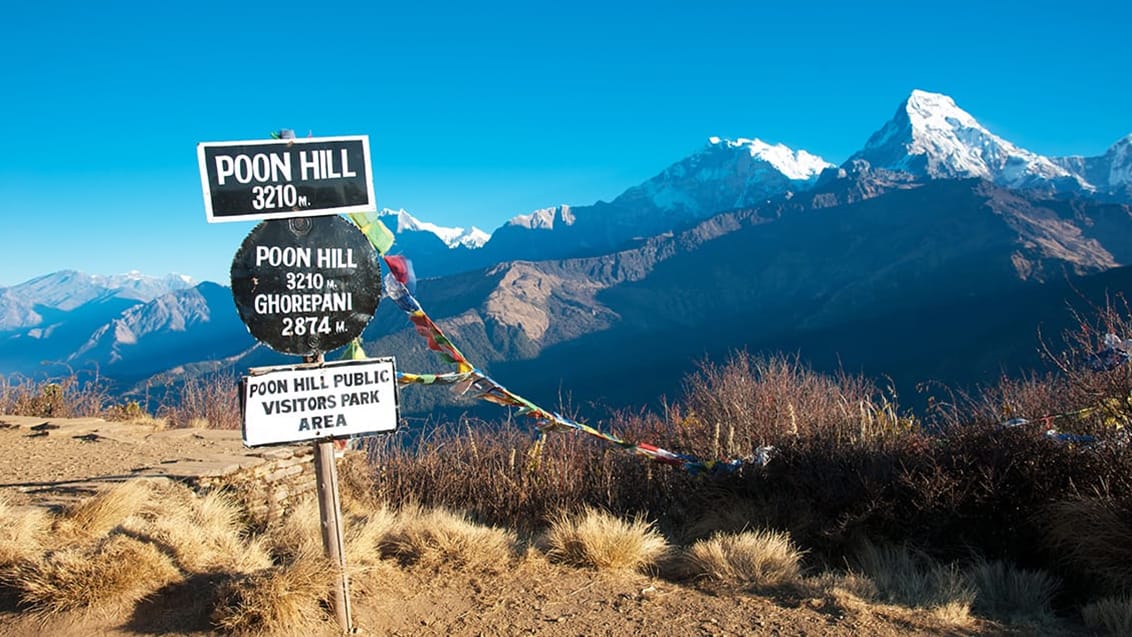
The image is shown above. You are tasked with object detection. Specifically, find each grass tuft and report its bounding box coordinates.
[0,496,51,568]
[54,480,153,542]
[544,507,669,573]
[1082,594,1132,636]
[385,504,517,572]
[7,534,180,616]
[852,542,974,622]
[123,483,271,575]
[682,529,804,589]
[967,558,1058,624]
[211,548,332,634]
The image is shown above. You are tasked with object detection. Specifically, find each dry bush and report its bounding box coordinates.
[1047,299,1132,425]
[951,299,1132,436]
[681,529,803,589]
[160,373,241,429]
[211,548,333,634]
[966,558,1058,624]
[679,351,909,451]
[1043,497,1132,594]
[122,483,271,575]
[367,417,691,535]
[543,507,669,573]
[1082,594,1132,636]
[0,374,110,418]
[6,534,180,616]
[852,542,974,623]
[384,504,517,572]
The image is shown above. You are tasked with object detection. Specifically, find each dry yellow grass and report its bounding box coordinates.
[7,534,180,616]
[265,497,323,563]
[967,558,1058,624]
[544,507,670,573]
[682,529,804,589]
[1082,594,1132,636]
[211,548,334,634]
[53,480,153,541]
[0,495,51,567]
[385,504,517,572]
[122,483,272,575]
[852,542,974,624]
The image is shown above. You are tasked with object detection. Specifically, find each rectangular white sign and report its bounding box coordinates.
[240,357,399,447]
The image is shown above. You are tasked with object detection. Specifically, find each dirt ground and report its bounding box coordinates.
[0,416,1083,636]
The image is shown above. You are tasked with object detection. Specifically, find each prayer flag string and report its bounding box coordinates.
[344,211,746,474]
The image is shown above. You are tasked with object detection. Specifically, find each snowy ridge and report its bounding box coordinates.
[609,136,833,220]
[379,208,490,248]
[1054,134,1132,191]
[706,137,832,181]
[0,270,198,333]
[507,206,576,230]
[3,270,196,312]
[851,90,1089,191]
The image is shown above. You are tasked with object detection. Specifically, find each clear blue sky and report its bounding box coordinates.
[2,0,1129,286]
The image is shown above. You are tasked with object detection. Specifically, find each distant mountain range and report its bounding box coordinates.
[2,89,1130,416]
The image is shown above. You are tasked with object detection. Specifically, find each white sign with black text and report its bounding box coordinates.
[241,357,399,447]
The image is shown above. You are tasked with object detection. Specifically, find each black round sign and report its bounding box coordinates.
[230,216,381,356]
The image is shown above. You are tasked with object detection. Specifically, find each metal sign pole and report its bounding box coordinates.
[306,352,353,633]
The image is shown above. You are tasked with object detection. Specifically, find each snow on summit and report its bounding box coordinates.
[706,137,832,181]
[850,89,1087,191]
[379,208,490,249]
[609,136,833,219]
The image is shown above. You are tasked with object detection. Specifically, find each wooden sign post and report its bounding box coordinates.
[309,352,352,633]
[202,131,395,633]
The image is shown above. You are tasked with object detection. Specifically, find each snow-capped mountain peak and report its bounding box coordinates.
[851,89,1088,191]
[607,136,832,221]
[379,208,490,249]
[706,136,833,181]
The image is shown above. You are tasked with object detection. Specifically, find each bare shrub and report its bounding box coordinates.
[1082,594,1132,636]
[682,529,803,589]
[7,534,180,616]
[966,558,1058,624]
[543,507,669,573]
[160,373,241,429]
[0,374,109,418]
[679,351,909,451]
[367,416,692,536]
[384,504,517,572]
